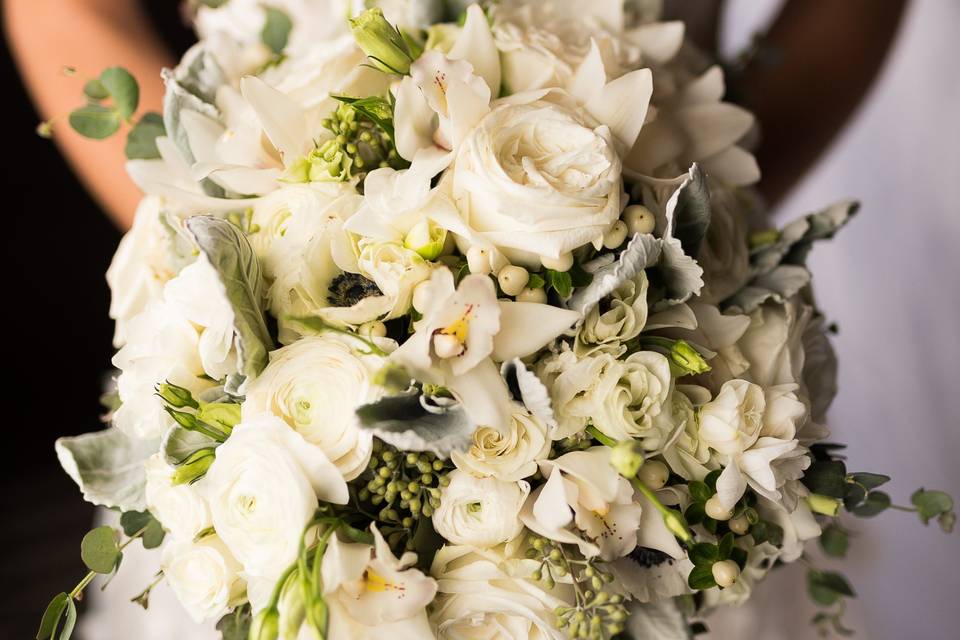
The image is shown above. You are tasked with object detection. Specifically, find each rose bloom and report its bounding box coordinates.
[452,94,624,265]
[161,534,245,623]
[451,412,551,481]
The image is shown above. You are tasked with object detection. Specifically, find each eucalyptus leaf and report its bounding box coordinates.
[911,489,954,525]
[60,599,77,640]
[68,105,121,139]
[186,216,274,395]
[83,79,109,101]
[568,232,661,316]
[261,7,293,55]
[849,472,890,491]
[81,526,121,574]
[125,112,165,160]
[356,390,474,458]
[36,593,70,640]
[217,605,252,640]
[820,525,849,558]
[807,570,855,606]
[802,460,848,498]
[56,427,159,511]
[100,67,139,120]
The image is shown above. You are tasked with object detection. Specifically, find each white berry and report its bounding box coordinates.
[624,204,656,236]
[541,252,573,272]
[517,287,548,304]
[358,320,387,339]
[603,220,629,249]
[705,495,734,521]
[433,334,463,359]
[637,460,669,490]
[712,559,740,588]
[728,514,750,535]
[466,245,491,274]
[497,265,530,296]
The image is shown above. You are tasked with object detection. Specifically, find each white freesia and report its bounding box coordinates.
[144,453,211,541]
[430,544,568,640]
[201,414,347,586]
[112,300,212,439]
[434,470,529,548]
[451,411,551,481]
[161,535,245,623]
[242,334,388,480]
[545,350,672,442]
[521,447,644,560]
[321,524,437,639]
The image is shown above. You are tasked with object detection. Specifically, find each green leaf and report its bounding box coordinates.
[717,532,735,559]
[68,105,121,139]
[750,521,784,547]
[807,570,855,607]
[36,593,69,640]
[729,546,748,570]
[684,502,706,526]
[689,481,712,503]
[820,525,849,558]
[100,67,139,120]
[59,599,77,640]
[802,460,848,498]
[261,7,293,55]
[81,526,121,574]
[851,491,891,517]
[332,95,396,140]
[56,427,159,511]
[688,543,718,566]
[911,489,954,524]
[545,269,573,299]
[120,511,166,549]
[704,469,722,491]
[527,273,545,289]
[185,216,275,395]
[843,483,867,511]
[849,472,890,490]
[125,112,165,159]
[83,79,109,101]
[687,564,717,590]
[217,605,252,640]
[199,0,230,7]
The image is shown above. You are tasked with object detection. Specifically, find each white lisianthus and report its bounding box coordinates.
[451,412,551,481]
[575,270,649,356]
[161,535,245,623]
[430,544,568,640]
[201,414,348,584]
[452,96,624,263]
[547,350,672,442]
[242,334,387,480]
[434,470,529,548]
[321,524,437,639]
[657,385,716,480]
[521,447,644,560]
[164,255,238,381]
[355,240,434,319]
[112,300,212,439]
[144,453,211,541]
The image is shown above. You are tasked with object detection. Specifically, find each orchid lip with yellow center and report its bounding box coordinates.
[363,569,404,593]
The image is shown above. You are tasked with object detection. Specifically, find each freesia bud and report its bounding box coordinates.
[670,340,711,376]
[349,8,416,75]
[807,493,841,516]
[610,440,645,479]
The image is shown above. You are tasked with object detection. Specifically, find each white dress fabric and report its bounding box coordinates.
[79,2,958,638]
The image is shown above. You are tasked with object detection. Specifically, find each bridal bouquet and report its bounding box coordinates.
[38,1,954,639]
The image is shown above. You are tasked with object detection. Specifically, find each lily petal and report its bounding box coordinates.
[240,76,309,167]
[493,302,580,362]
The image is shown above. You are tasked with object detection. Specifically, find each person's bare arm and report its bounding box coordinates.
[4,0,175,230]
[739,0,908,207]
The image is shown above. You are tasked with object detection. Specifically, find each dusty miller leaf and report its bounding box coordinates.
[356,390,474,458]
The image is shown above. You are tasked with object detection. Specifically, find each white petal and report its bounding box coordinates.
[715,461,747,511]
[493,302,580,362]
[394,76,437,162]
[532,471,574,531]
[699,146,761,186]
[675,103,754,160]
[240,76,309,167]
[568,39,607,105]
[585,69,653,151]
[448,4,501,99]
[627,21,685,64]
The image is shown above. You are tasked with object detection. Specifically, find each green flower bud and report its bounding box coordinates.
[610,439,645,479]
[283,156,311,183]
[171,449,215,486]
[349,8,415,75]
[156,382,199,409]
[403,218,447,260]
[197,402,241,432]
[670,340,712,376]
[662,508,693,544]
[807,493,841,516]
[249,607,280,640]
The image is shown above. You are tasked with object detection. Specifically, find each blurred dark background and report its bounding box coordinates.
[0,5,194,637]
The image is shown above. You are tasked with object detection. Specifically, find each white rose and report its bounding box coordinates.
[112,300,212,439]
[201,413,348,582]
[144,453,211,540]
[434,470,529,548]
[164,255,238,381]
[451,412,550,481]
[452,96,623,263]
[548,350,671,442]
[575,270,649,356]
[242,334,387,480]
[738,298,813,389]
[107,196,176,347]
[355,240,434,319]
[161,535,245,623]
[430,545,567,640]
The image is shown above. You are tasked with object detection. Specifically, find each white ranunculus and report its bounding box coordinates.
[547,350,672,442]
[430,544,568,640]
[575,270,649,356]
[201,414,347,584]
[321,524,437,639]
[522,447,644,560]
[451,412,550,481]
[451,95,624,263]
[107,196,177,347]
[242,334,387,480]
[112,300,213,439]
[144,453,211,541]
[161,535,245,623]
[434,470,529,548]
[163,255,238,381]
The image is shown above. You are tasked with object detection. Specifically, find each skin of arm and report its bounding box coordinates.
[4,0,175,229]
[738,0,908,206]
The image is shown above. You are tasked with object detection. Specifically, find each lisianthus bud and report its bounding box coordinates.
[156,382,199,409]
[610,440,645,479]
[350,8,416,75]
[171,449,215,486]
[670,340,712,376]
[197,403,241,432]
[249,607,280,640]
[807,493,841,516]
[404,219,447,260]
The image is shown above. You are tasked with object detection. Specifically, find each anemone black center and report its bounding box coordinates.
[328,273,382,307]
[629,546,673,568]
